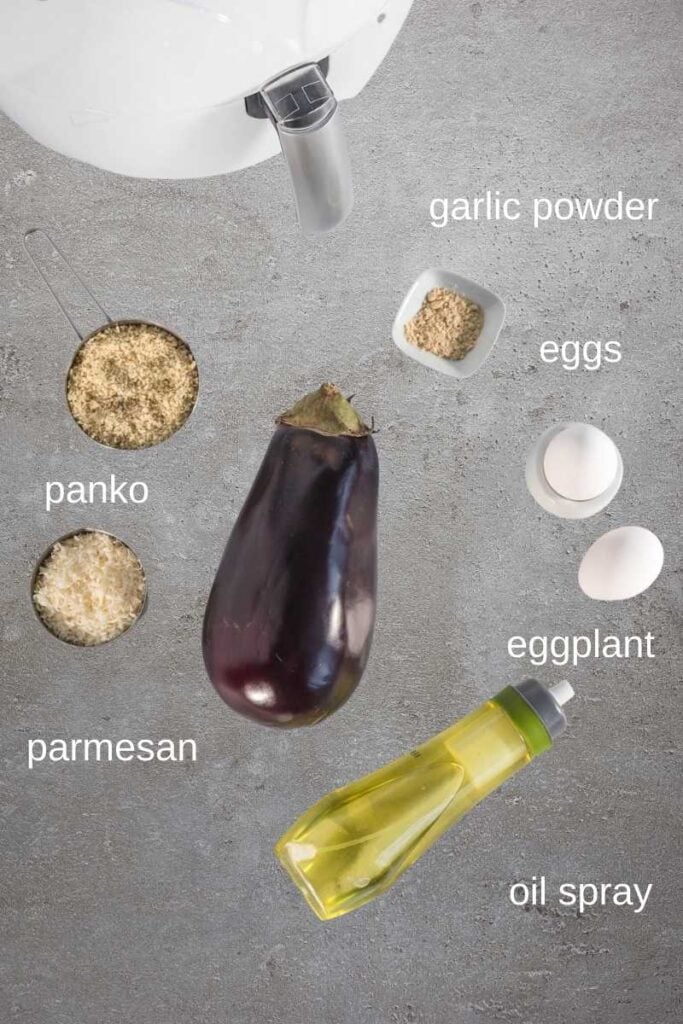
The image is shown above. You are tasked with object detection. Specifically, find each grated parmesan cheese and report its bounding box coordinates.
[33,531,146,646]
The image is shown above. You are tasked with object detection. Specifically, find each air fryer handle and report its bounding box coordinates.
[261,64,354,234]
[276,109,353,234]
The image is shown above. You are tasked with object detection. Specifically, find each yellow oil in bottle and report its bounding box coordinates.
[276,700,532,921]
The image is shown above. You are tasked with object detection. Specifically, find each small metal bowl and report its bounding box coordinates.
[65,319,199,451]
[31,529,148,647]
[24,230,199,451]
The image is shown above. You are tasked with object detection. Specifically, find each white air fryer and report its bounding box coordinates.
[0,0,414,232]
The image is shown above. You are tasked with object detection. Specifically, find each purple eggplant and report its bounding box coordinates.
[203,384,378,727]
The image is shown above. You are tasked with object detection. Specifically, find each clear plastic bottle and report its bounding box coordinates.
[276,679,574,920]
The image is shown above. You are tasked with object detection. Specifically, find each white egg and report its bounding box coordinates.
[543,423,619,501]
[579,526,664,601]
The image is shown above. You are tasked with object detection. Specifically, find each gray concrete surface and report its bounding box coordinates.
[1,1,681,1022]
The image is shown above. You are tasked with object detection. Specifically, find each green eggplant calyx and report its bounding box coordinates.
[277,384,372,438]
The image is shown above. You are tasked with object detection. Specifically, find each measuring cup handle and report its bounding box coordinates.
[23,228,112,341]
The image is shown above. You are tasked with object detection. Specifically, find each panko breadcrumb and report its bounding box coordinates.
[67,322,198,449]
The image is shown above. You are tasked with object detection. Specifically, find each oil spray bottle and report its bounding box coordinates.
[276,679,574,920]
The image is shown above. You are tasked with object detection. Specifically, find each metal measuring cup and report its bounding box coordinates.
[23,228,199,450]
[31,529,149,646]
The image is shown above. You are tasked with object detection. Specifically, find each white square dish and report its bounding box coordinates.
[392,268,506,379]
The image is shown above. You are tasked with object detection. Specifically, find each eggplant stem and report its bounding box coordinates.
[277,383,372,438]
